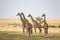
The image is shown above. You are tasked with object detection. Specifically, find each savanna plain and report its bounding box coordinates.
[0,19,60,40]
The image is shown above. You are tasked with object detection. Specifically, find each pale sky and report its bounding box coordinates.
[0,0,60,18]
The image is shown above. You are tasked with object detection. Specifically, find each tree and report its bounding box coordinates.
[35,17,43,23]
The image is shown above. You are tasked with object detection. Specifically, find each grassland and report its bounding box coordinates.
[0,27,60,40]
[0,18,60,25]
[0,31,60,40]
[0,19,60,40]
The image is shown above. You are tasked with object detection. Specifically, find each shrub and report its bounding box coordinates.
[49,25,57,28]
[58,25,60,28]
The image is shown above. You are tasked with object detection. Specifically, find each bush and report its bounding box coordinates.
[49,25,57,28]
[58,25,60,28]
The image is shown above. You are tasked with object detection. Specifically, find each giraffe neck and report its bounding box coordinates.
[44,16,46,24]
[19,15,22,19]
[30,15,36,23]
[22,14,26,19]
[19,14,23,20]
[22,14,29,23]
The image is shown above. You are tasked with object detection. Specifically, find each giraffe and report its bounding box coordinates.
[28,14,42,34]
[21,12,33,37]
[16,12,26,34]
[41,13,48,35]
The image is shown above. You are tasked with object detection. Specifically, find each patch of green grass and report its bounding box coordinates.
[0,31,60,40]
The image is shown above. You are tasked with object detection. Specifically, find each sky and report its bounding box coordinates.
[0,0,60,18]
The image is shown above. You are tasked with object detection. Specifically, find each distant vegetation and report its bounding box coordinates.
[49,25,57,28]
[58,25,60,28]
[0,23,21,27]
[0,23,60,28]
[0,17,60,28]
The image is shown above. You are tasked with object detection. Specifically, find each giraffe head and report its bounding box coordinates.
[41,13,46,17]
[28,14,32,17]
[20,12,24,15]
[16,12,20,16]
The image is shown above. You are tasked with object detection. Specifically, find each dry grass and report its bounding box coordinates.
[0,18,60,25]
[0,19,60,40]
[0,27,60,34]
[0,25,60,40]
[0,27,60,40]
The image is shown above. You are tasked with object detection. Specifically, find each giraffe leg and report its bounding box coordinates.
[46,30,48,34]
[26,28,28,33]
[28,28,31,37]
[44,28,48,34]
[46,29,48,34]
[34,28,36,34]
[30,28,33,36]
[44,29,48,37]
[31,29,33,34]
[39,28,42,34]
[23,27,25,33]
[29,28,33,37]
